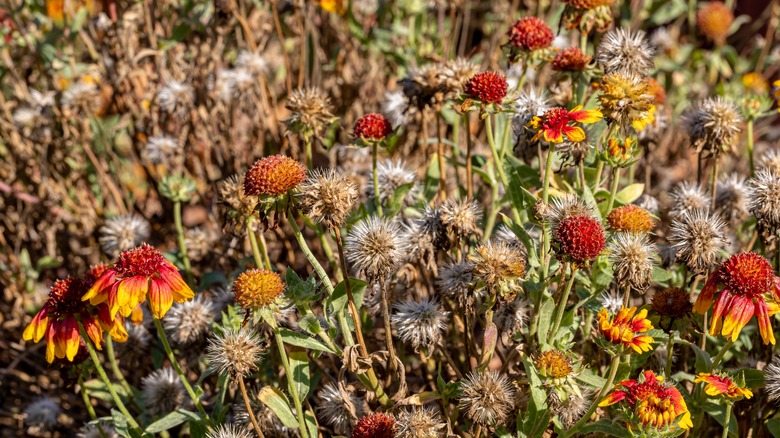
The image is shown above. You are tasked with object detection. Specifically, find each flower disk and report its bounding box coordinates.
[464,72,508,104]
[244,155,306,196]
[507,17,554,51]
[552,47,592,72]
[564,0,615,8]
[600,370,692,430]
[351,413,396,438]
[555,215,606,262]
[535,350,573,379]
[233,269,285,309]
[607,205,655,233]
[354,113,393,140]
[651,287,693,319]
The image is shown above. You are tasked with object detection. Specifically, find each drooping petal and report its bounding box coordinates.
[148,277,173,319]
[694,272,720,314]
[161,267,194,303]
[543,128,564,143]
[561,125,585,142]
[599,390,627,407]
[22,306,50,342]
[568,106,603,123]
[81,315,103,350]
[83,269,117,302]
[755,298,776,345]
[721,295,754,342]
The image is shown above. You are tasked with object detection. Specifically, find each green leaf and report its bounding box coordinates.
[277,328,335,353]
[326,278,368,313]
[651,266,673,283]
[257,386,299,428]
[767,418,780,437]
[145,409,201,433]
[681,340,713,372]
[83,379,130,402]
[304,410,318,438]
[385,181,415,217]
[739,368,765,389]
[110,409,131,438]
[289,347,312,402]
[519,354,550,438]
[536,297,555,347]
[615,183,644,204]
[576,367,607,389]
[297,313,323,335]
[578,419,633,437]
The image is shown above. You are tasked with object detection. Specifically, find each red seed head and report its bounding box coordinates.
[351,412,396,438]
[718,252,776,298]
[354,113,393,140]
[508,17,554,51]
[552,47,592,72]
[556,215,606,262]
[244,155,306,196]
[114,244,171,278]
[464,72,508,104]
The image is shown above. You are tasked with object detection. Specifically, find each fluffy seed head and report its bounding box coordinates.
[507,17,554,51]
[99,214,151,256]
[369,159,417,206]
[163,294,216,345]
[206,424,253,438]
[535,349,573,379]
[392,298,449,354]
[142,367,187,416]
[600,291,624,314]
[607,205,655,233]
[553,47,592,71]
[233,269,285,309]
[443,57,479,93]
[235,50,270,77]
[494,298,530,339]
[464,72,508,104]
[157,80,194,116]
[636,194,660,215]
[206,327,263,379]
[440,197,481,238]
[555,215,606,262]
[244,155,306,196]
[747,170,780,227]
[62,80,100,113]
[77,422,118,438]
[316,382,365,434]
[697,2,734,45]
[608,232,656,291]
[24,397,60,430]
[458,370,516,426]
[715,173,749,224]
[436,262,473,303]
[765,355,780,403]
[549,391,591,428]
[354,113,393,140]
[351,413,396,438]
[596,28,654,76]
[344,217,405,282]
[284,88,336,134]
[299,168,359,228]
[682,97,742,157]
[394,406,447,438]
[759,150,780,174]
[544,194,599,234]
[668,209,728,274]
[651,287,693,319]
[669,181,711,219]
[382,90,412,127]
[184,227,219,262]
[469,241,526,291]
[144,136,181,165]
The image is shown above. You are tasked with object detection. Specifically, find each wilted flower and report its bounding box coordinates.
[608,232,656,291]
[354,113,393,141]
[62,80,101,113]
[184,227,220,262]
[555,215,606,263]
[143,136,181,165]
[394,406,447,438]
[443,57,478,94]
[507,17,554,52]
[284,88,337,138]
[24,397,60,430]
[597,306,654,353]
[351,413,396,438]
[316,382,365,434]
[458,370,516,426]
[392,298,449,354]
[597,73,656,131]
[607,205,655,233]
[244,155,306,197]
[549,391,591,428]
[528,106,603,143]
[469,240,526,294]
[695,252,780,344]
[344,217,405,282]
[596,28,654,77]
[747,169,780,227]
[668,209,728,274]
[681,97,742,157]
[695,372,752,399]
[697,2,734,45]
[299,168,359,228]
[219,174,258,227]
[599,370,692,430]
[163,294,216,345]
[206,327,263,379]
[668,181,711,219]
[715,173,749,225]
[157,80,194,117]
[440,197,481,238]
[368,160,417,207]
[403,207,448,271]
[99,214,151,257]
[233,269,285,309]
[142,367,187,416]
[552,47,592,72]
[494,298,530,340]
[401,63,448,109]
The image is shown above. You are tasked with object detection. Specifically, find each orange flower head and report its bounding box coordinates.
[535,349,573,379]
[244,155,306,196]
[555,215,606,262]
[82,244,194,320]
[233,269,285,309]
[351,413,396,438]
[600,370,692,430]
[742,72,769,94]
[597,306,654,353]
[697,2,733,45]
[507,17,554,51]
[646,77,667,105]
[695,373,753,399]
[528,105,603,144]
[552,47,592,72]
[464,72,508,104]
[354,113,393,141]
[607,205,655,233]
[651,287,693,319]
[694,252,780,344]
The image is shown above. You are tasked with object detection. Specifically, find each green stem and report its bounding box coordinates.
[542,145,555,204]
[105,335,132,396]
[550,264,576,339]
[304,136,313,170]
[372,142,383,216]
[747,119,755,176]
[247,220,271,270]
[153,318,209,419]
[79,323,142,433]
[592,124,619,191]
[486,114,521,222]
[77,375,98,421]
[606,166,621,214]
[173,201,194,285]
[711,339,735,370]
[564,355,621,437]
[722,403,732,438]
[272,329,309,438]
[665,331,675,378]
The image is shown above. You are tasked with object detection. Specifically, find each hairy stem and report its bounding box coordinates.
[272,329,309,438]
[550,263,576,339]
[237,375,266,438]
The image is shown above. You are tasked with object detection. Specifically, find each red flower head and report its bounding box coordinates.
[23,277,127,363]
[508,17,554,51]
[695,373,753,399]
[555,215,606,262]
[552,47,592,72]
[598,306,654,353]
[600,370,692,430]
[528,106,603,144]
[354,113,393,141]
[351,412,396,438]
[694,252,780,345]
[82,244,195,320]
[244,155,306,197]
[464,72,508,104]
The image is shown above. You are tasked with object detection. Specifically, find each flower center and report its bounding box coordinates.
[542,108,572,132]
[113,244,170,278]
[721,252,773,298]
[48,277,90,319]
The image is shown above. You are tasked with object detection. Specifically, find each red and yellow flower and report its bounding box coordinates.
[695,373,753,399]
[694,252,780,345]
[82,244,194,320]
[597,306,654,353]
[528,106,602,143]
[600,370,692,430]
[23,276,128,363]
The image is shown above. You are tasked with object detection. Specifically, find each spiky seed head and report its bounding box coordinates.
[117,321,151,361]
[235,50,270,77]
[715,173,749,224]
[556,138,592,163]
[596,28,654,76]
[351,413,396,438]
[284,88,337,135]
[316,382,365,434]
[244,155,306,196]
[299,168,359,228]
[24,397,60,430]
[157,80,194,117]
[77,422,118,438]
[747,170,780,228]
[464,72,508,104]
[668,181,711,219]
[144,135,181,165]
[401,63,448,109]
[354,113,393,140]
[544,194,598,234]
[681,97,742,157]
[458,370,516,426]
[163,294,216,345]
[382,90,413,127]
[440,197,481,238]
[394,406,447,438]
[552,47,592,71]
[436,262,473,303]
[608,232,656,291]
[668,209,728,274]
[507,17,554,51]
[494,225,529,256]
[184,227,219,262]
[392,298,449,354]
[765,355,780,403]
[469,240,526,291]
[233,269,285,309]
[651,287,693,319]
[443,57,479,93]
[697,2,734,45]
[369,159,418,206]
[344,217,405,282]
[493,298,530,340]
[205,424,253,438]
[548,391,591,428]
[599,291,624,314]
[99,214,151,256]
[141,367,188,416]
[206,327,264,379]
[607,205,655,233]
[759,150,780,174]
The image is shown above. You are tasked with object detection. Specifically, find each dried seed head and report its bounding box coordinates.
[117,321,151,361]
[354,113,393,141]
[144,135,181,165]
[681,97,742,157]
[507,17,554,51]
[316,382,365,435]
[668,209,728,274]
[599,291,624,314]
[715,173,749,225]
[553,47,592,71]
[392,298,449,354]
[697,2,734,45]
[157,80,194,117]
[235,50,270,77]
[394,406,447,438]
[99,214,151,257]
[344,217,405,282]
[24,397,60,430]
[184,227,220,261]
[469,240,526,292]
[368,159,418,206]
[564,0,614,8]
[216,68,255,102]
[607,205,655,233]
[759,150,780,174]
[597,73,656,129]
[401,63,448,109]
[436,262,473,304]
[494,298,530,340]
[464,72,509,104]
[299,168,359,228]
[233,269,285,309]
[544,194,598,234]
[458,370,516,426]
[555,215,606,263]
[669,181,711,219]
[440,197,481,238]
[596,28,654,77]
[381,90,413,127]
[636,194,660,215]
[747,170,780,228]
[141,367,188,416]
[77,422,118,438]
[205,424,253,438]
[402,207,448,271]
[494,225,529,256]
[244,155,306,196]
[206,327,264,379]
[62,80,101,113]
[765,355,780,403]
[285,88,336,135]
[651,287,693,319]
[608,232,656,291]
[556,138,592,164]
[548,391,591,428]
[443,57,479,93]
[219,174,258,218]
[163,294,216,345]
[351,413,396,438]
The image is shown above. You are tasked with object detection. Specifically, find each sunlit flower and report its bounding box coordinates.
[463,71,509,104]
[695,373,752,399]
[694,252,780,344]
[284,88,337,137]
[564,0,614,8]
[597,306,654,353]
[608,232,656,291]
[528,106,603,143]
[536,349,574,381]
[206,327,264,379]
[82,244,194,319]
[244,155,306,197]
[469,240,526,294]
[600,370,692,430]
[233,269,285,309]
[351,413,396,438]
[697,1,733,46]
[607,205,655,233]
[743,72,769,94]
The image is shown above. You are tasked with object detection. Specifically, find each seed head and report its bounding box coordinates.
[354,113,393,141]
[651,287,693,319]
[636,194,660,215]
[344,217,405,282]
[62,80,101,113]
[394,406,447,438]
[316,382,365,434]
[552,47,592,71]
[681,97,742,157]
[401,63,448,109]
[284,88,337,136]
[564,0,614,8]
[715,173,749,225]
[436,262,473,304]
[235,50,270,77]
[206,327,264,379]
[99,214,151,256]
[184,227,220,262]
[507,17,554,51]
[458,370,516,426]
[765,355,780,403]
[163,294,216,345]
[555,215,606,263]
[24,397,60,430]
[142,367,188,416]
[392,298,449,354]
[464,72,508,104]
[144,135,181,165]
[244,155,306,196]
[206,424,253,438]
[596,28,654,76]
[597,73,656,129]
[544,194,599,234]
[668,181,711,219]
[607,205,655,233]
[157,80,194,117]
[368,160,418,206]
[117,321,151,361]
[440,197,481,238]
[77,422,118,438]
[381,90,413,127]
[469,240,526,292]
[668,209,728,274]
[697,2,733,45]
[494,298,530,340]
[599,290,624,314]
[351,413,396,438]
[233,269,285,309]
[759,150,780,174]
[216,68,254,102]
[443,57,479,94]
[608,232,656,291]
[556,138,592,164]
[299,168,359,228]
[549,391,591,428]
[747,170,780,227]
